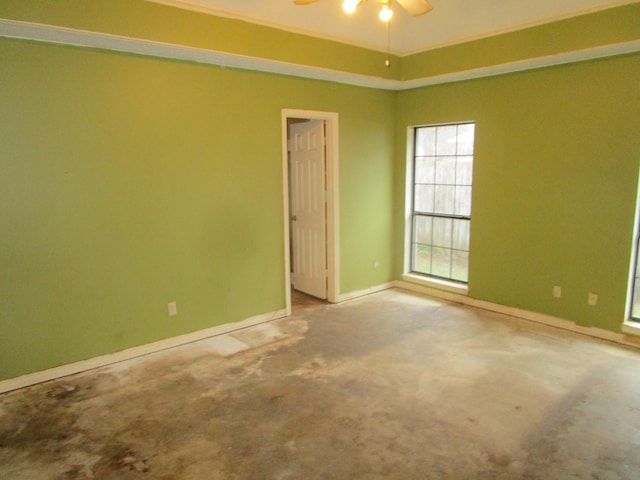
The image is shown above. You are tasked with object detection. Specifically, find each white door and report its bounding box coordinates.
[289,120,327,299]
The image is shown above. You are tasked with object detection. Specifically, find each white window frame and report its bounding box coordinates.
[402,124,473,295]
[623,168,640,336]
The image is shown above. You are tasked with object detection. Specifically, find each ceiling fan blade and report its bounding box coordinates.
[396,0,433,16]
[293,0,320,5]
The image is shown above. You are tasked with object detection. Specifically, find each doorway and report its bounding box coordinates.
[282,110,339,315]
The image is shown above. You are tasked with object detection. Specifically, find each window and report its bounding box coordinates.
[409,123,475,283]
[630,206,640,321]
[630,247,640,320]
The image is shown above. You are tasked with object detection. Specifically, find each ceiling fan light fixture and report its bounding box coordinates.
[294,0,433,66]
[379,2,393,22]
[342,0,362,14]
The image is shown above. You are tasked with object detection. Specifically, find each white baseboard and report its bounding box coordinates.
[393,280,640,349]
[0,309,287,394]
[5,281,638,394]
[338,282,395,303]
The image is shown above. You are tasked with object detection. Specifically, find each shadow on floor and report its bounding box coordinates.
[291,288,328,315]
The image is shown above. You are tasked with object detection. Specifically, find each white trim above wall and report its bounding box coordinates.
[401,40,640,89]
[148,0,389,54]
[0,19,638,91]
[399,0,640,56]
[149,0,640,57]
[0,19,400,90]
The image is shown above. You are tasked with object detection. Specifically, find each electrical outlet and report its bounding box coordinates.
[588,293,598,306]
[553,286,562,298]
[168,302,177,316]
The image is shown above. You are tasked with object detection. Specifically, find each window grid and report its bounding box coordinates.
[410,123,474,283]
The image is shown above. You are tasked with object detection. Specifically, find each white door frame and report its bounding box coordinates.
[282,109,340,315]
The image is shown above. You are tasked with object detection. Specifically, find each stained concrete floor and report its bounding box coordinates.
[2,289,640,480]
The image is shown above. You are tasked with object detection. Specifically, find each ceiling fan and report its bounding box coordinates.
[294,0,433,67]
[293,0,433,19]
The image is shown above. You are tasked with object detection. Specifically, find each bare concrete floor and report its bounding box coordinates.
[2,289,640,479]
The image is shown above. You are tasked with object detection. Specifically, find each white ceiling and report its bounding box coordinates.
[151,0,634,55]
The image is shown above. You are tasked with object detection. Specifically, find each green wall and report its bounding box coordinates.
[395,53,640,332]
[402,3,640,80]
[0,38,395,380]
[0,0,401,79]
[1,1,638,381]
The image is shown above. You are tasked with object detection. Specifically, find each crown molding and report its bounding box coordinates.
[0,19,638,92]
[400,0,640,56]
[148,0,639,57]
[147,0,395,54]
[401,39,640,89]
[0,19,401,89]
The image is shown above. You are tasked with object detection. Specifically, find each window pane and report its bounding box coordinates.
[436,125,457,155]
[414,216,433,245]
[435,156,456,185]
[432,217,452,248]
[410,123,474,284]
[456,156,473,186]
[633,283,640,319]
[454,186,472,216]
[457,124,475,155]
[414,185,434,212]
[415,128,436,156]
[431,247,451,278]
[412,243,432,274]
[451,250,469,282]
[415,157,435,183]
[434,185,455,214]
[452,219,470,251]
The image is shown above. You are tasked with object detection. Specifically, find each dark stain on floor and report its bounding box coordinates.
[1,289,640,479]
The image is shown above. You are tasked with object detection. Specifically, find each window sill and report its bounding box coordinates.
[621,320,640,337]
[401,273,468,295]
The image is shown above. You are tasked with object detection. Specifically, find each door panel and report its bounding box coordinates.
[290,120,327,299]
